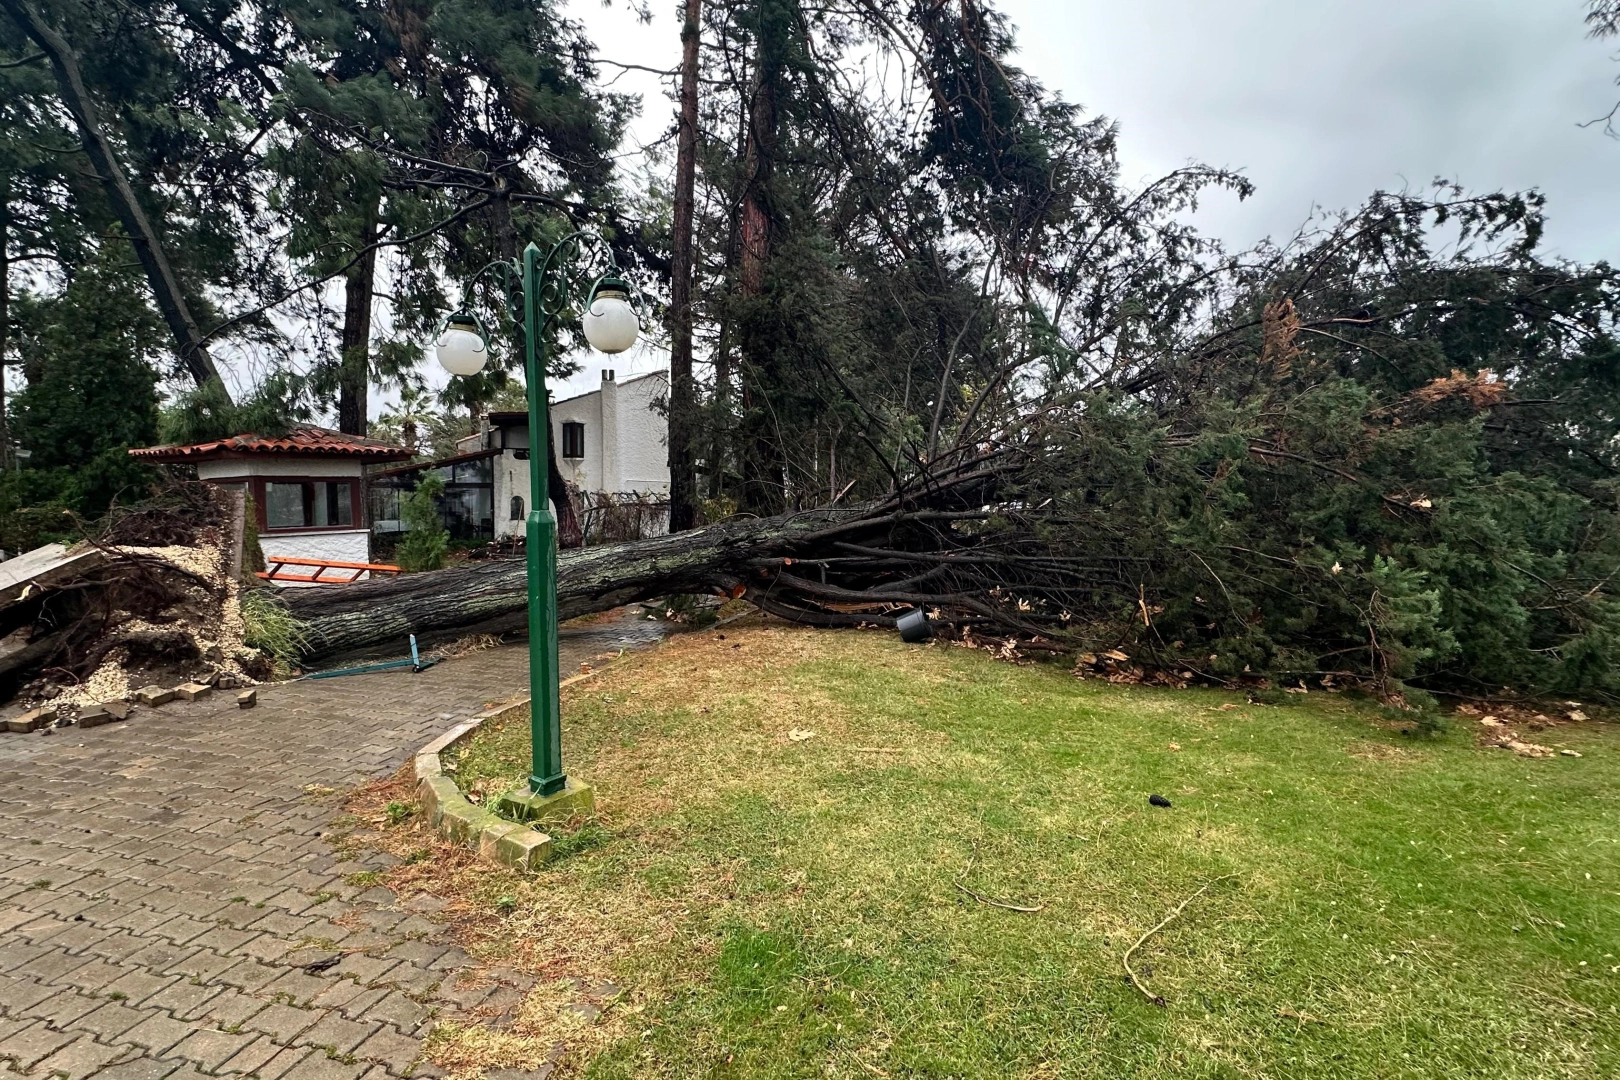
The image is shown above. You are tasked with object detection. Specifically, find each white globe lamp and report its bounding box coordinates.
[435,313,488,376]
[582,277,639,355]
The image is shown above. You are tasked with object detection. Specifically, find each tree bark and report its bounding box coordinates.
[0,174,9,469]
[736,0,786,517]
[0,0,228,396]
[666,0,702,533]
[337,201,378,436]
[281,507,839,658]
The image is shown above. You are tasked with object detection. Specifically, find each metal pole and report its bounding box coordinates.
[523,242,566,795]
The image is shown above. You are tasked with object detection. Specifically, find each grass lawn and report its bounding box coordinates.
[368,621,1620,1079]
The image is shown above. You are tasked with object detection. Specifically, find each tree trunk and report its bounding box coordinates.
[337,202,378,436]
[0,175,9,469]
[707,329,732,499]
[736,0,786,517]
[666,0,702,533]
[1,0,228,396]
[281,507,839,658]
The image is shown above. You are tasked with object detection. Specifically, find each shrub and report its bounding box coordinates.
[396,474,449,572]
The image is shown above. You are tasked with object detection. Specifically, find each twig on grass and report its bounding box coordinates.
[952,880,1044,912]
[1122,873,1238,1007]
[953,852,1044,913]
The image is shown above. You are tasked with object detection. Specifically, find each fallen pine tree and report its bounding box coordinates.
[280,460,1030,659]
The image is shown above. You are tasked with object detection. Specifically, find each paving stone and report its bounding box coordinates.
[122,1012,200,1055]
[64,1002,150,1042]
[308,982,387,1018]
[260,971,334,1007]
[22,987,101,1028]
[164,1027,259,1071]
[244,1003,319,1043]
[13,949,94,986]
[103,968,180,1006]
[280,1052,368,1080]
[0,974,57,1015]
[295,1012,378,1055]
[332,955,400,988]
[0,640,609,1080]
[212,1033,279,1076]
[31,1033,128,1079]
[251,1046,314,1080]
[0,1020,76,1069]
[352,1026,422,1074]
[357,994,429,1037]
[199,989,266,1029]
[143,979,224,1021]
[85,1054,186,1080]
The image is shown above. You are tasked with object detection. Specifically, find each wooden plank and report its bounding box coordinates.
[0,543,107,608]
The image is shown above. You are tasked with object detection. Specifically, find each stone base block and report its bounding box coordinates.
[493,778,594,825]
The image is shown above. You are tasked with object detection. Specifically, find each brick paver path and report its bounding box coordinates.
[0,616,665,1080]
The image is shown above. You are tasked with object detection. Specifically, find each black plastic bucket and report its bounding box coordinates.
[896,607,933,643]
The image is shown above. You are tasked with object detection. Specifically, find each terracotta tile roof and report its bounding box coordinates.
[129,425,413,463]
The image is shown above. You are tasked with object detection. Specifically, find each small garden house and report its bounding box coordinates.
[129,426,412,579]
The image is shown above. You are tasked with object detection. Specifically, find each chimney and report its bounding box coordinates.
[602,368,615,383]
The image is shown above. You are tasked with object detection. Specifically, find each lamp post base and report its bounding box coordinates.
[494,777,595,825]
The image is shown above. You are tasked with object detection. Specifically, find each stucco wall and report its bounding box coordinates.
[547,371,669,495]
[613,373,670,493]
[492,454,532,540]
[549,388,600,493]
[260,529,373,586]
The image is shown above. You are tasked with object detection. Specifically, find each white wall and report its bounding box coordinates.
[613,373,670,493]
[493,454,532,540]
[547,370,669,496]
[197,458,365,481]
[260,529,374,586]
[550,386,602,493]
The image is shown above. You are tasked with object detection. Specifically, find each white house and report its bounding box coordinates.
[455,368,670,541]
[130,426,412,582]
[374,369,671,544]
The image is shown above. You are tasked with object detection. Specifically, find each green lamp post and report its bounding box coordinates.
[433,233,640,817]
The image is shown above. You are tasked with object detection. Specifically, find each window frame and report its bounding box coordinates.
[251,477,364,534]
[561,421,586,459]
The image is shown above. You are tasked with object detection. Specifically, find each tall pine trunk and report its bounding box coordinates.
[337,201,378,436]
[2,0,228,398]
[737,0,787,517]
[0,175,9,468]
[666,0,702,532]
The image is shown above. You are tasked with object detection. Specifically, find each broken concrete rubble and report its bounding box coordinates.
[135,685,176,707]
[6,706,55,733]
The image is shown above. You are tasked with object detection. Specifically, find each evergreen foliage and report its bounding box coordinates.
[395,473,449,572]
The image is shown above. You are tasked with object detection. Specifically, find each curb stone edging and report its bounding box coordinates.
[412,668,606,870]
[414,700,553,870]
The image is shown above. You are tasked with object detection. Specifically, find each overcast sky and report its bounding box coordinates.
[441,0,1620,405]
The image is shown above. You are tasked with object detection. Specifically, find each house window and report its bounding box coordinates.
[260,481,355,531]
[510,496,524,520]
[561,422,585,459]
